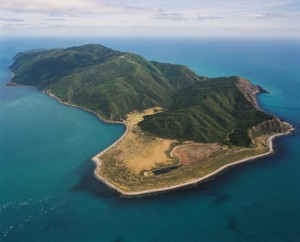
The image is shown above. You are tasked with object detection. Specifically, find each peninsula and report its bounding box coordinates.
[9,44,293,196]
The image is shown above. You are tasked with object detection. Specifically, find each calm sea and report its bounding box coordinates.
[0,37,299,242]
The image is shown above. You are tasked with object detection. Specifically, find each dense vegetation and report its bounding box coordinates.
[11,44,273,146]
[139,77,273,146]
[10,44,204,120]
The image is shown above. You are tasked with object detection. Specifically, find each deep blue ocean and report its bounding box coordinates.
[0,37,299,242]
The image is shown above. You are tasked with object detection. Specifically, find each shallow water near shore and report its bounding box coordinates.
[0,37,300,241]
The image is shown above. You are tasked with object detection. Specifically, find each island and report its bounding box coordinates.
[9,44,293,196]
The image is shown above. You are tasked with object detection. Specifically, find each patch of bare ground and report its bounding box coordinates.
[172,143,222,165]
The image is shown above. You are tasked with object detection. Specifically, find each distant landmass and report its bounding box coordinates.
[9,44,293,196]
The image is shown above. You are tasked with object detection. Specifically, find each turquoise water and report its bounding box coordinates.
[0,37,299,242]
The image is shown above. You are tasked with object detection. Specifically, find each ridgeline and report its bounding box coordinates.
[10,44,275,147]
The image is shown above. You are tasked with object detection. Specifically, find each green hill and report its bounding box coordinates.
[10,44,204,120]
[139,77,273,146]
[10,44,275,146]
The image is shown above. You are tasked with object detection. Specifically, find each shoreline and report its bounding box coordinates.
[10,84,295,197]
[43,90,128,127]
[41,91,131,193]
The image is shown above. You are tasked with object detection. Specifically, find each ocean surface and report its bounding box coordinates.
[0,37,299,242]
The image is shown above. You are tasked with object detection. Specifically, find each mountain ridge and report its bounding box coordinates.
[10,44,279,147]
